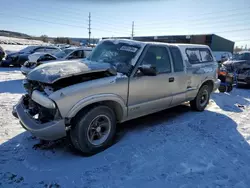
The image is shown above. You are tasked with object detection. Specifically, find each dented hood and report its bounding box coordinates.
[27,59,117,84]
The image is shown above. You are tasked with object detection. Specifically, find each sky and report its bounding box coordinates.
[0,0,250,47]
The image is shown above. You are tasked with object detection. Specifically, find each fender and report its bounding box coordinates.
[66,93,127,120]
[200,76,214,86]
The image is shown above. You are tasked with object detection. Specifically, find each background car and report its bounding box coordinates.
[1,45,61,67]
[222,51,250,86]
[21,47,93,75]
[0,45,6,63]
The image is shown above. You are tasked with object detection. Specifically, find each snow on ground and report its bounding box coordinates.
[1,68,250,188]
[0,44,28,54]
[0,36,44,45]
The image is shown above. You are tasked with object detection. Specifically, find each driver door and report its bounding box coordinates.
[127,45,175,119]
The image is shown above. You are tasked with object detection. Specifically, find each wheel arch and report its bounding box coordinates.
[67,94,127,123]
[200,79,214,92]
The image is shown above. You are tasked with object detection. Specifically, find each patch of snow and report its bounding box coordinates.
[0,36,44,46]
[0,44,29,54]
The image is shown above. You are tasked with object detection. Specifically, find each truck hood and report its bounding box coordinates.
[27,59,117,84]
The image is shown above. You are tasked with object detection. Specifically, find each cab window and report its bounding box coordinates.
[186,48,213,64]
[169,46,184,72]
[142,46,172,73]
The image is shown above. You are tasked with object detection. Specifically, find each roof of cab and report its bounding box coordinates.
[101,39,210,49]
[63,46,93,51]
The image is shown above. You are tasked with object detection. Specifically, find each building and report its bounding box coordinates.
[103,34,235,53]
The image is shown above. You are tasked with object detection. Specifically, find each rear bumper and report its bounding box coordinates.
[214,79,221,91]
[13,96,66,140]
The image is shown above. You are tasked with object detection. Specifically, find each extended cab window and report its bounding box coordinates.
[142,46,171,73]
[186,48,213,64]
[169,46,184,72]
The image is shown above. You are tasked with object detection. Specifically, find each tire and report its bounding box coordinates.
[226,85,233,92]
[0,61,8,67]
[70,105,116,155]
[218,85,227,93]
[190,85,211,111]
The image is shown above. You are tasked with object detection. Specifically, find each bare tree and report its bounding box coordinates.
[40,35,48,43]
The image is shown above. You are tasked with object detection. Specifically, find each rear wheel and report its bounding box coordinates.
[218,85,227,93]
[70,106,116,155]
[190,85,211,111]
[226,85,233,92]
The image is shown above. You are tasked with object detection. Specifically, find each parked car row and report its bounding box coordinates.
[20,47,92,75]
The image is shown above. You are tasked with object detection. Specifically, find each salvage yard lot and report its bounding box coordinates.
[1,68,250,187]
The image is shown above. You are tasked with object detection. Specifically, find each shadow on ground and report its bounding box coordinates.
[1,105,250,187]
[0,79,24,94]
[0,67,20,72]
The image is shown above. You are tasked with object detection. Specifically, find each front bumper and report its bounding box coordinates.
[214,79,221,91]
[13,96,66,140]
[20,66,33,76]
[237,74,250,85]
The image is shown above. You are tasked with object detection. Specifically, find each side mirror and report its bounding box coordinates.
[138,64,157,76]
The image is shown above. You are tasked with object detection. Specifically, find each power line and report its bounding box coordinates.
[0,12,130,36]
[216,28,250,34]
[9,1,250,30]
[137,6,250,27]
[135,20,250,33]
[234,39,250,42]
[135,11,250,30]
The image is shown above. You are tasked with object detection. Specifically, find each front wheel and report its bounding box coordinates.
[218,85,227,93]
[190,85,211,111]
[70,106,116,155]
[226,85,233,92]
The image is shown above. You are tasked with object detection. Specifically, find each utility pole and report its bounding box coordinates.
[131,21,134,40]
[88,12,91,45]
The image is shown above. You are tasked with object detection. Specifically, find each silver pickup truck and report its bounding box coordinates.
[13,39,220,155]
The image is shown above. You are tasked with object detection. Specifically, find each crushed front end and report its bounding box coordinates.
[12,80,66,140]
[237,68,250,85]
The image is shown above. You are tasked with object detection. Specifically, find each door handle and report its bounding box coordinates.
[169,77,175,82]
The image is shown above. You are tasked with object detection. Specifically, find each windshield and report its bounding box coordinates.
[53,49,74,58]
[87,41,140,67]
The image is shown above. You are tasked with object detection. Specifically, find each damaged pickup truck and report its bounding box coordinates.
[13,39,220,155]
